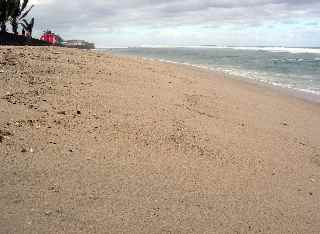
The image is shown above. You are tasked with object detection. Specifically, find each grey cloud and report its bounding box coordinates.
[29,0,320,38]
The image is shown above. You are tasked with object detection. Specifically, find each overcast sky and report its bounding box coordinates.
[28,0,320,47]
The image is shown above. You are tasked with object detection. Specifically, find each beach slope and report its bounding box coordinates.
[0,47,320,233]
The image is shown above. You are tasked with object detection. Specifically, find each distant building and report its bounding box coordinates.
[40,31,95,49]
[40,31,63,46]
[63,40,95,49]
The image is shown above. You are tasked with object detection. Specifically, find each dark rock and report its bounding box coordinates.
[48,184,60,193]
[0,129,11,136]
[27,120,34,126]
[54,120,62,125]
[0,129,12,142]
[57,111,66,115]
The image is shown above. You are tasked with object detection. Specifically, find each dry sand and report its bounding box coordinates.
[0,46,320,233]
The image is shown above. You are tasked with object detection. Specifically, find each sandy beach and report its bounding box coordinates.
[1,46,320,233]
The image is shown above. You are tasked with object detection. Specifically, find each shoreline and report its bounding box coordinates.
[159,57,320,105]
[1,46,320,233]
[108,52,320,105]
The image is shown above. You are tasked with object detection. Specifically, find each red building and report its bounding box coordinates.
[40,31,63,45]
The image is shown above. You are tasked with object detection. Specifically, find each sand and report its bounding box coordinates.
[0,46,320,233]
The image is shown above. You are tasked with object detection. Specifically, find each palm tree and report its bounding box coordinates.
[0,0,13,32]
[10,0,34,34]
[20,16,33,37]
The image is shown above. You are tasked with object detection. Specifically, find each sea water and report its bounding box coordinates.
[103,46,320,100]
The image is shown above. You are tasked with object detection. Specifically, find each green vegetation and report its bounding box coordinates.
[10,0,34,34]
[20,17,34,37]
[0,0,34,34]
[0,0,12,32]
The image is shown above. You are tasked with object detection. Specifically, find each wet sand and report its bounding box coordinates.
[1,46,320,233]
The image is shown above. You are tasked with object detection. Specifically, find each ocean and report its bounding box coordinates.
[103,46,320,100]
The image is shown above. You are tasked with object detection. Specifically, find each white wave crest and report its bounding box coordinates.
[137,45,320,54]
[222,47,320,54]
[141,57,320,97]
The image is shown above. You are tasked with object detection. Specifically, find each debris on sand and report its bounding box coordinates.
[1,46,320,233]
[44,210,53,216]
[0,129,12,142]
[57,111,66,115]
[0,129,11,136]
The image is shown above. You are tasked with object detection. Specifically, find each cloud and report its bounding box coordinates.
[26,0,320,46]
